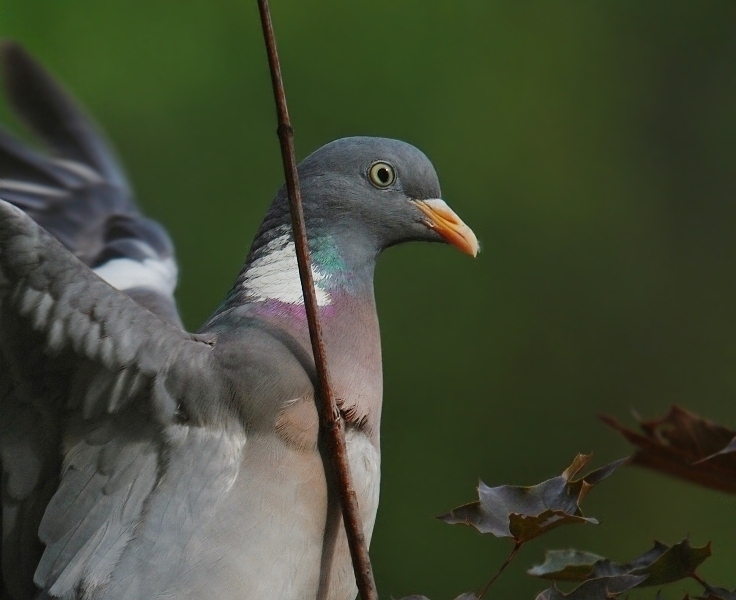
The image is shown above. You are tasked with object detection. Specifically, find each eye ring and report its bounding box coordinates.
[368,161,396,188]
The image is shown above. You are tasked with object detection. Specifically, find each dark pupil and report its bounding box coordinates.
[377,167,390,184]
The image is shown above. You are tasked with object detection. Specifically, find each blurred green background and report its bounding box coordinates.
[2,1,736,598]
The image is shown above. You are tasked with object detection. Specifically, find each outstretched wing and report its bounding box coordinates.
[0,44,240,600]
[0,41,181,326]
[0,200,231,600]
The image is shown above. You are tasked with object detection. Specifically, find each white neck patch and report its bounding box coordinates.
[241,232,332,306]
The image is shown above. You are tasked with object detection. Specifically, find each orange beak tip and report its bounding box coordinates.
[413,198,479,257]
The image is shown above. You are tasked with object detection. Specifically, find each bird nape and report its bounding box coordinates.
[0,42,477,600]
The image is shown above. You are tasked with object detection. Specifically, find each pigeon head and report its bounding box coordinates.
[293,136,478,259]
[236,136,477,309]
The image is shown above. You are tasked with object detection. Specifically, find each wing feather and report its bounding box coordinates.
[0,199,222,599]
[0,42,182,326]
[1,41,129,194]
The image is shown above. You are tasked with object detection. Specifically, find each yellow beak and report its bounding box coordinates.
[411,199,479,257]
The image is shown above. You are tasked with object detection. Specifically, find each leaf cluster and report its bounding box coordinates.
[400,406,736,600]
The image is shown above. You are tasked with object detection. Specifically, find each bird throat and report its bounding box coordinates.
[239,227,354,309]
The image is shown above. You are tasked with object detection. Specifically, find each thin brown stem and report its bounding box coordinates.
[691,572,708,588]
[256,2,378,600]
[477,542,522,600]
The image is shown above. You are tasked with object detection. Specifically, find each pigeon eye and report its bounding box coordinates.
[368,162,396,188]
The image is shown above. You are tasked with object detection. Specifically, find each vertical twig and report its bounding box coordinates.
[256,2,379,599]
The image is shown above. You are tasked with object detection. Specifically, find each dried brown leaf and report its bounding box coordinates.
[398,594,477,600]
[438,455,626,543]
[528,539,711,587]
[698,585,736,600]
[528,550,606,581]
[601,406,736,494]
[534,575,647,599]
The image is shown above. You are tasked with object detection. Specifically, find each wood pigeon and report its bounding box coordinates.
[0,42,478,600]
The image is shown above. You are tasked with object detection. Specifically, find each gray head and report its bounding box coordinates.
[252,137,478,270]
[216,137,479,316]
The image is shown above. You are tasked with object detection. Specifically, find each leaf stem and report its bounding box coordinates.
[691,572,708,588]
[477,542,522,599]
[256,2,378,600]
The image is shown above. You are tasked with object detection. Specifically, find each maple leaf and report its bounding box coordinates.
[528,539,711,586]
[399,595,477,600]
[438,454,627,543]
[698,585,736,600]
[527,550,605,581]
[534,575,647,600]
[602,406,736,494]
